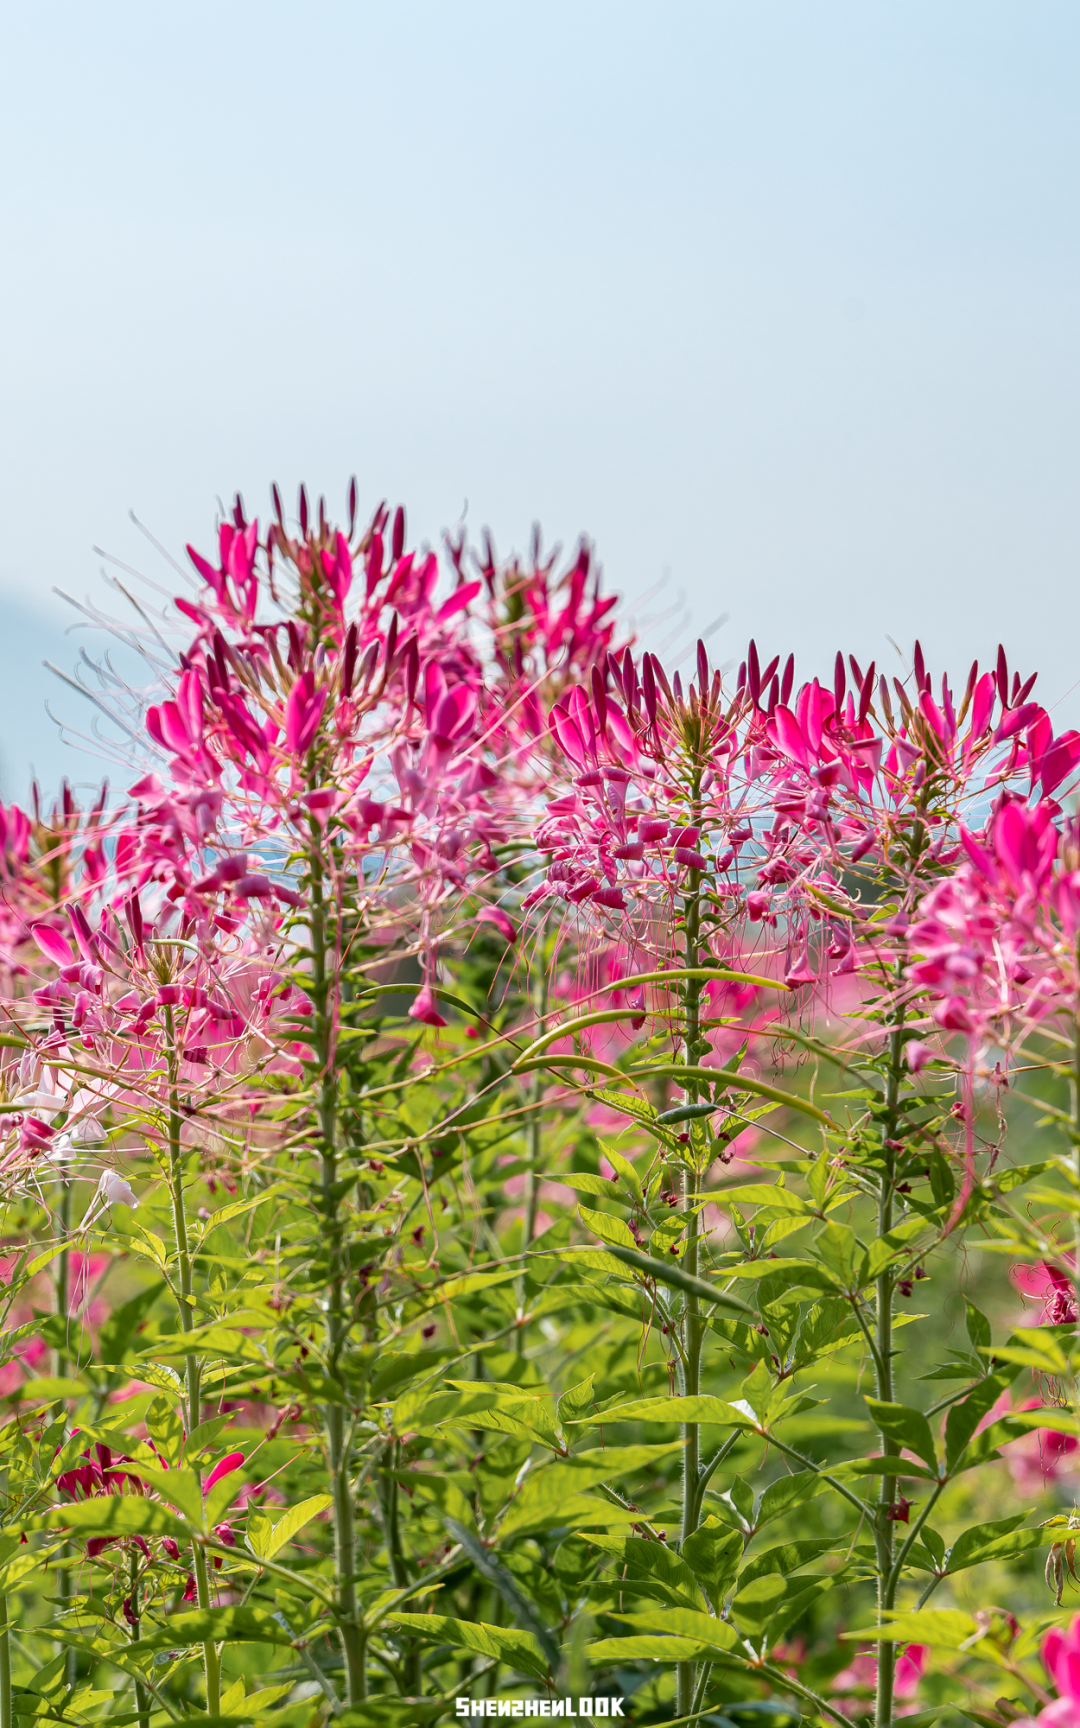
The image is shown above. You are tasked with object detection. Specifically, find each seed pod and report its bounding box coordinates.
[656,1102,716,1124]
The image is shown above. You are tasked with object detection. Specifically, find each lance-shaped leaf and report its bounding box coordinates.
[945,1516,1044,1573]
[588,1534,705,1609]
[864,1398,939,1471]
[128,1605,295,1653]
[578,1205,635,1249]
[31,1497,190,1541]
[575,1395,758,1430]
[944,1371,1018,1467]
[681,1518,743,1609]
[387,1613,549,1681]
[246,1494,333,1561]
[849,1610,979,1649]
[605,1609,738,1650]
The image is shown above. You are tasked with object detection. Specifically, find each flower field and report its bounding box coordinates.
[0,487,1078,1728]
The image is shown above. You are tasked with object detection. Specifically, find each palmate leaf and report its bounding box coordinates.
[387,1613,549,1680]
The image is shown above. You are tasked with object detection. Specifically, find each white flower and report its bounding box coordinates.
[100,1171,138,1209]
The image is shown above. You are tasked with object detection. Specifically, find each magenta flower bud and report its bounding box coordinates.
[203,1452,244,1494]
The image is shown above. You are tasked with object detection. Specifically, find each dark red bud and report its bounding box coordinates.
[299,484,309,536]
[392,506,406,563]
[341,623,358,696]
[404,638,420,708]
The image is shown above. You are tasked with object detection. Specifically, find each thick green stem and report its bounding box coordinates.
[677,832,705,1721]
[518,936,549,1353]
[309,846,366,1704]
[873,1021,904,1728]
[379,1443,420,1694]
[163,1005,218,1718]
[0,1592,10,1728]
[53,1177,76,1687]
[128,1548,150,1728]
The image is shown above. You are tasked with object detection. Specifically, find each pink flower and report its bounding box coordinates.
[203,1451,244,1494]
[408,984,447,1028]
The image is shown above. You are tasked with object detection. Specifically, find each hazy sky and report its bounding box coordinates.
[0,2,1076,795]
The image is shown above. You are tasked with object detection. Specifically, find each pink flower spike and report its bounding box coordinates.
[203,1451,244,1494]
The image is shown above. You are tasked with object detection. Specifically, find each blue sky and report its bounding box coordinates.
[0,2,1076,796]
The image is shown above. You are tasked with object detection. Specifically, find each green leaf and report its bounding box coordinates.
[598,1142,644,1204]
[576,1396,756,1429]
[201,1183,293,1231]
[607,1609,738,1650]
[712,1183,809,1215]
[135,1465,204,1527]
[146,1396,185,1468]
[128,1605,294,1653]
[557,1375,595,1421]
[756,1472,827,1525]
[577,1205,635,1249]
[729,1572,788,1635]
[944,1372,1016,1467]
[246,1493,333,1560]
[32,1498,189,1541]
[864,1398,938,1470]
[851,1610,978,1649]
[816,1222,860,1287]
[965,1300,991,1354]
[947,1517,1043,1573]
[559,1172,624,1198]
[387,1614,549,1681]
[585,1634,708,1662]
[720,1259,836,1292]
[738,1540,836,1587]
[682,1518,743,1610]
[588,1534,704,1609]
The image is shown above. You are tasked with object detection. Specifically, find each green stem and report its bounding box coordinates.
[518,931,549,1353]
[874,1019,904,1728]
[128,1548,151,1728]
[163,1005,218,1718]
[0,1592,10,1728]
[309,841,366,1705]
[53,1178,76,1687]
[378,1443,420,1694]
[677,818,705,1722]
